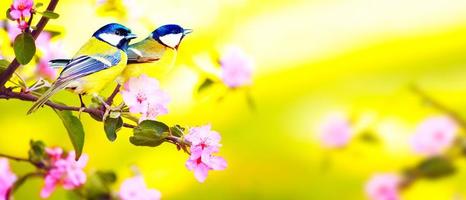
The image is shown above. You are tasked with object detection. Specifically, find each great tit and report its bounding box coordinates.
[28,23,137,114]
[121,24,192,80]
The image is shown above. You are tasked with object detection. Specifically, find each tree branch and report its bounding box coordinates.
[0,0,60,88]
[0,88,104,119]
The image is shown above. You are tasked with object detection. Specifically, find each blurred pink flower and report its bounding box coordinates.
[365,173,401,200]
[37,60,57,81]
[9,0,33,20]
[35,32,62,81]
[41,151,88,198]
[0,158,17,200]
[121,75,170,121]
[220,46,253,88]
[6,22,21,42]
[185,124,221,148]
[410,116,457,156]
[45,147,63,162]
[320,114,351,148]
[185,125,226,182]
[119,176,161,200]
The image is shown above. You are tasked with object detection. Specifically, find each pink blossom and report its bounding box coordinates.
[184,125,226,182]
[410,116,457,156]
[184,124,221,148]
[365,173,401,200]
[121,75,170,120]
[41,151,88,198]
[186,146,227,183]
[319,114,351,148]
[119,176,161,200]
[220,46,253,88]
[9,0,33,20]
[0,158,17,200]
[17,20,28,31]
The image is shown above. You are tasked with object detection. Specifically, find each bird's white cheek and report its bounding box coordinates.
[159,33,182,48]
[99,33,124,46]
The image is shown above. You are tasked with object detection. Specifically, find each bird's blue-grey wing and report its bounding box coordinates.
[58,53,121,82]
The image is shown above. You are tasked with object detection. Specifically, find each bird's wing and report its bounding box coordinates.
[58,53,121,82]
[127,38,166,63]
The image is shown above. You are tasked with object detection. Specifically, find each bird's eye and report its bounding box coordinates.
[115,30,121,35]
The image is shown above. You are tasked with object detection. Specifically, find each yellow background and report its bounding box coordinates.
[2,0,466,199]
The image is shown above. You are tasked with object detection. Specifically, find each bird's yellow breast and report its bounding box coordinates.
[121,46,177,81]
[120,38,178,81]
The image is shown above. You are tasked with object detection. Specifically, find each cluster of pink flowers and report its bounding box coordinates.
[121,75,170,122]
[220,46,253,88]
[40,148,88,198]
[410,116,457,157]
[319,113,352,148]
[119,175,161,200]
[365,173,401,200]
[0,158,17,200]
[9,0,34,31]
[184,125,227,182]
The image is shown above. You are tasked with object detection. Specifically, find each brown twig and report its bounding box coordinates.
[123,123,136,128]
[0,0,60,88]
[106,84,121,106]
[0,153,29,162]
[411,85,466,128]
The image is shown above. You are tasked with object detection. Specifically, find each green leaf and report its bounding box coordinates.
[82,171,116,199]
[6,8,14,21]
[28,140,46,165]
[104,115,123,142]
[53,109,85,160]
[198,78,214,93]
[37,11,60,19]
[416,156,456,179]
[14,32,36,65]
[0,59,10,74]
[170,125,185,137]
[95,170,117,184]
[130,120,169,147]
[35,2,44,8]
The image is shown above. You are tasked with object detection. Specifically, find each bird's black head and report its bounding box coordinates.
[93,23,137,50]
[151,24,192,49]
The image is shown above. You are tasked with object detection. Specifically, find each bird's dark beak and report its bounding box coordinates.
[125,33,137,40]
[183,29,193,35]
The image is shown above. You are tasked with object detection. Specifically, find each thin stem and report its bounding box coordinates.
[123,123,136,128]
[0,0,60,88]
[0,153,29,162]
[9,171,44,197]
[106,84,120,106]
[411,85,466,129]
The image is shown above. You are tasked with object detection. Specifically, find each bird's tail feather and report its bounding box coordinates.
[27,81,67,114]
[49,59,70,68]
